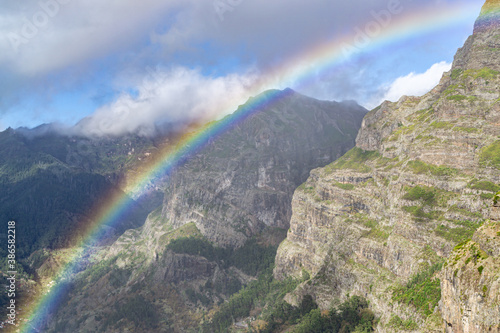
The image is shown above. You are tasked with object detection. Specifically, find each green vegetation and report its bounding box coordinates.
[167,237,225,261]
[298,183,315,194]
[495,191,500,205]
[429,121,454,130]
[453,126,479,133]
[480,141,500,170]
[403,186,436,206]
[76,257,119,288]
[358,217,391,241]
[202,269,300,332]
[448,67,499,85]
[0,132,151,260]
[453,239,472,253]
[0,169,147,258]
[157,222,203,246]
[434,221,482,244]
[325,147,380,173]
[201,253,376,333]
[365,227,391,241]
[385,123,420,142]
[368,105,382,115]
[185,287,211,306]
[108,268,132,288]
[332,182,355,190]
[346,213,392,241]
[406,160,458,177]
[450,69,463,80]
[167,237,277,276]
[412,108,434,122]
[258,295,375,333]
[481,193,494,200]
[464,67,499,80]
[392,263,443,317]
[415,134,436,142]
[446,95,478,103]
[469,180,500,192]
[387,315,419,331]
[291,296,375,333]
[448,205,482,219]
[443,84,462,96]
[0,128,164,266]
[465,244,489,264]
[102,295,160,331]
[403,206,442,221]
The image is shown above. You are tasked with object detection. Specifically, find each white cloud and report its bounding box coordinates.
[378,61,452,104]
[73,66,258,137]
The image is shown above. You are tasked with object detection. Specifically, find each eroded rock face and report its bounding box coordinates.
[274,2,500,331]
[45,89,367,332]
[161,89,367,247]
[441,217,500,333]
[473,0,500,34]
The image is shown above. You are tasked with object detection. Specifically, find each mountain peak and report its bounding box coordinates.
[451,0,500,71]
[474,0,500,33]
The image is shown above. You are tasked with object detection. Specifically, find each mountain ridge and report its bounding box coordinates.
[273,4,500,332]
[33,88,368,332]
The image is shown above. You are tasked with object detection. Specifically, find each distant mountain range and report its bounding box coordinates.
[3,1,500,332]
[7,88,367,332]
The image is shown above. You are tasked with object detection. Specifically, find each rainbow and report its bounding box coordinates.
[20,2,485,332]
[21,88,294,332]
[475,0,500,32]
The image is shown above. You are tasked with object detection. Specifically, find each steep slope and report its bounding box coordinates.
[0,129,151,258]
[0,129,159,330]
[274,2,500,332]
[44,89,367,332]
[161,89,367,247]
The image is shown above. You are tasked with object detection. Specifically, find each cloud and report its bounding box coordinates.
[0,0,191,75]
[0,0,463,76]
[73,66,258,137]
[0,0,483,130]
[377,61,452,105]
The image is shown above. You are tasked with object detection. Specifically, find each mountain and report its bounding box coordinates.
[274,2,500,332]
[9,2,500,331]
[0,128,171,327]
[42,89,367,332]
[161,89,366,248]
[0,129,161,259]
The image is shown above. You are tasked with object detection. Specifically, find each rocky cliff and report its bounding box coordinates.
[44,89,367,332]
[161,89,367,247]
[274,1,500,331]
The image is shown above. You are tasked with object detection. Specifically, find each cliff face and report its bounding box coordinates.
[274,2,500,331]
[161,89,367,247]
[441,214,500,333]
[0,129,152,256]
[45,89,367,332]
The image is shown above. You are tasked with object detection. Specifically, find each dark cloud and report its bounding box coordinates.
[0,0,484,134]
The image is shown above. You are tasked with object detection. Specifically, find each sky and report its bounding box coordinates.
[0,0,486,136]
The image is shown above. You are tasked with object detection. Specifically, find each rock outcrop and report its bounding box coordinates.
[45,89,367,332]
[441,215,500,333]
[161,89,367,247]
[274,2,500,331]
